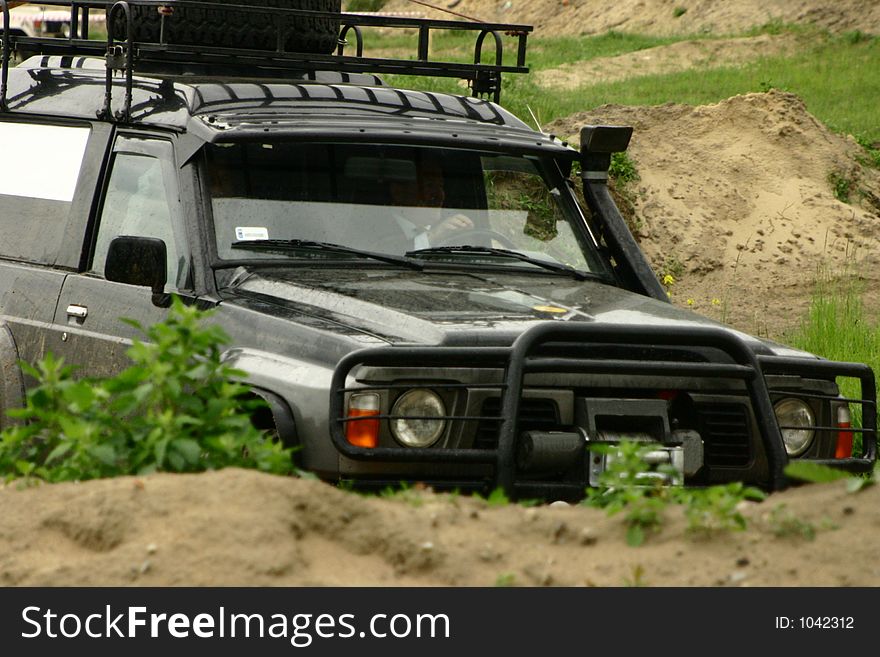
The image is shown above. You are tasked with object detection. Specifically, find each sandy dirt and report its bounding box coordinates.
[546,90,880,336]
[2,468,878,587]
[379,0,880,37]
[3,4,879,589]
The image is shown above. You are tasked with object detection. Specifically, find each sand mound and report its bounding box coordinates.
[379,0,880,37]
[546,90,880,334]
[2,468,879,586]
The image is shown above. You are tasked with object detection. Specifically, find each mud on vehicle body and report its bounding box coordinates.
[0,0,875,500]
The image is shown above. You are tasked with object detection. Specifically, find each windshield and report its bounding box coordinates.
[207,142,606,275]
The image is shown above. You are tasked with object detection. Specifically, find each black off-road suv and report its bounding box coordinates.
[0,0,875,499]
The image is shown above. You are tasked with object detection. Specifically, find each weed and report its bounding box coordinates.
[855,136,880,169]
[767,504,816,540]
[584,441,676,547]
[609,152,639,185]
[828,169,855,203]
[785,460,874,494]
[486,487,511,506]
[672,7,687,18]
[495,573,517,587]
[844,30,868,45]
[674,482,765,534]
[586,440,771,545]
[379,482,426,507]
[623,564,647,587]
[0,297,294,483]
[754,19,787,36]
[661,255,685,281]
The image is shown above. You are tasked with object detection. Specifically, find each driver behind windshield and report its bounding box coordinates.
[384,153,474,251]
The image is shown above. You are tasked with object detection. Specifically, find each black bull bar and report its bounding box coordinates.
[329,323,877,494]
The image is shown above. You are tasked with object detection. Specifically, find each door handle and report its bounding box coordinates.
[66,304,88,325]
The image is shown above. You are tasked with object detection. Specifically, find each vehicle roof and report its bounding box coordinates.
[2,57,575,157]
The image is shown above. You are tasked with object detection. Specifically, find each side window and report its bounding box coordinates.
[91,137,190,289]
[0,121,90,264]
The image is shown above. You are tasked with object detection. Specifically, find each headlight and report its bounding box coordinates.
[390,389,446,448]
[774,398,815,456]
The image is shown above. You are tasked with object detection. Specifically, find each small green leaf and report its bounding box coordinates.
[153,437,169,467]
[46,442,73,464]
[15,460,35,476]
[172,438,202,464]
[626,524,645,547]
[785,461,850,484]
[486,487,510,506]
[89,444,117,466]
[167,452,185,471]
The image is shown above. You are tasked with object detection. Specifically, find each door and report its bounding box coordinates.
[53,134,193,378]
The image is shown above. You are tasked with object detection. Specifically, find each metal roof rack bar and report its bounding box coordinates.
[0,0,533,118]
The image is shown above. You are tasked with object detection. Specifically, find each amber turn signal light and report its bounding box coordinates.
[346,393,381,448]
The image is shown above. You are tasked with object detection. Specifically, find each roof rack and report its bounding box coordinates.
[0,0,533,122]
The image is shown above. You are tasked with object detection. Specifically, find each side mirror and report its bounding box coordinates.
[105,236,169,307]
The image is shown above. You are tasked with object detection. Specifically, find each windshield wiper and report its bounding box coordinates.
[231,239,423,271]
[406,246,594,280]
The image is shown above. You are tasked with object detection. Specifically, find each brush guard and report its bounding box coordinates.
[329,323,877,498]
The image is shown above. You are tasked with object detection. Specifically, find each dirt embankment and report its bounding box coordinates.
[546,90,880,335]
[379,0,880,37]
[2,468,879,587]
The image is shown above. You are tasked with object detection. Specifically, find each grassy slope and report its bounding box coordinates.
[377,27,880,145]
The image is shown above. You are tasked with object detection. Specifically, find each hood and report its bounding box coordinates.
[220,267,812,358]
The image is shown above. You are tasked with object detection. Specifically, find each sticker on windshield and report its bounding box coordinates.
[235,227,269,241]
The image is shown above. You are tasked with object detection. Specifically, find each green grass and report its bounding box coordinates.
[376,27,880,145]
[785,277,880,377]
[784,276,880,441]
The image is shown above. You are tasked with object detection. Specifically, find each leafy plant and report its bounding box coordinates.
[855,136,880,169]
[585,440,772,545]
[486,487,511,506]
[609,152,640,185]
[623,564,647,587]
[674,482,765,534]
[494,572,516,587]
[767,504,816,540]
[784,461,874,494]
[0,297,293,483]
[828,169,855,203]
[844,30,868,45]
[672,7,687,18]
[584,441,676,546]
[380,481,426,507]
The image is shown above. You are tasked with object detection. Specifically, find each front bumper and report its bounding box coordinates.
[329,323,876,497]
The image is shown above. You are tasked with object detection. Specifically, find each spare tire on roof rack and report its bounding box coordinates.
[111,0,342,55]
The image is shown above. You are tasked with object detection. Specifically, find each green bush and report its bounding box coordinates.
[0,297,293,483]
[585,440,766,545]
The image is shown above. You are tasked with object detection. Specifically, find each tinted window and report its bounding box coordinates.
[0,121,89,263]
